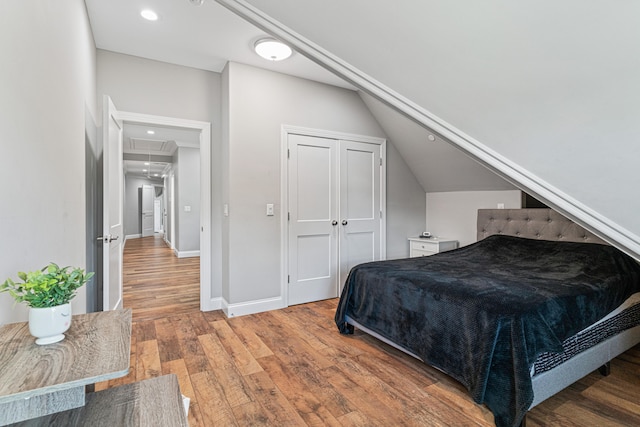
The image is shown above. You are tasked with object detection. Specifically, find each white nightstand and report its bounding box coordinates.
[408,237,458,257]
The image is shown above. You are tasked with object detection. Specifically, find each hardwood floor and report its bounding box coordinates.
[99,236,640,426]
[121,236,200,322]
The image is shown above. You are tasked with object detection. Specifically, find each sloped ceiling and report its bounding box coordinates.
[218,0,640,259]
[359,92,514,192]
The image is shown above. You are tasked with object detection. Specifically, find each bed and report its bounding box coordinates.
[335,208,640,427]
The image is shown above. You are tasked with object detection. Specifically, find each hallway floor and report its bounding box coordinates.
[122,235,200,322]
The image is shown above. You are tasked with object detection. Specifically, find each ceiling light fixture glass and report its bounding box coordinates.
[254,38,292,61]
[141,9,158,21]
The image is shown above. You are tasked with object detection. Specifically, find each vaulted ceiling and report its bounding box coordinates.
[83,0,640,259]
[84,0,516,193]
[218,0,640,259]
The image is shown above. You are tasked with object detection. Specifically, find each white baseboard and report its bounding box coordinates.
[201,297,222,312]
[221,296,286,318]
[174,249,200,258]
[125,234,141,240]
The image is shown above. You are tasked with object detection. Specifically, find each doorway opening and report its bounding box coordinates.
[116,110,213,311]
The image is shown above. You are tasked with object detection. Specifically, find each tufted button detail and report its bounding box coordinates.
[535,233,541,237]
[526,217,531,222]
[557,234,563,239]
[548,219,553,223]
[516,232,521,236]
[506,217,511,222]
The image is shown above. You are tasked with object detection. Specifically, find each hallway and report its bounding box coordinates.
[123,235,200,322]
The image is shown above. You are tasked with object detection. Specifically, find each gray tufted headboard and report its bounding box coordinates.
[477,208,606,244]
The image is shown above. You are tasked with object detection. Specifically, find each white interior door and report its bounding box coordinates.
[102,96,124,311]
[170,174,176,249]
[141,184,154,237]
[339,140,382,289]
[154,197,162,233]
[288,134,339,305]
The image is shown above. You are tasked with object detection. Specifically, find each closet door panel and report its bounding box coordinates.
[288,134,339,306]
[339,141,381,289]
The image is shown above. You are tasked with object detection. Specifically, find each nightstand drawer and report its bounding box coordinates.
[410,240,438,252]
[411,248,437,257]
[408,237,458,258]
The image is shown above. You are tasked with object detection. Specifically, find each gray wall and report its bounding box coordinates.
[426,190,522,247]
[97,49,222,299]
[224,62,425,305]
[385,142,426,259]
[123,175,163,237]
[173,147,201,253]
[1,0,96,324]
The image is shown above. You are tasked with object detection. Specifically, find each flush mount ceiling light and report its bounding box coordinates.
[254,38,292,61]
[146,130,155,135]
[140,9,158,21]
[188,0,204,5]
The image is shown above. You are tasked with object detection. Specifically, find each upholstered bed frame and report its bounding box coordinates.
[477,209,640,409]
[477,208,606,245]
[346,208,640,423]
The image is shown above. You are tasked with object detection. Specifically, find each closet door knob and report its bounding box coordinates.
[342,220,348,226]
[331,220,338,226]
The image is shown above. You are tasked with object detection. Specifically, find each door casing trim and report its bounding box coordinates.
[117,111,214,311]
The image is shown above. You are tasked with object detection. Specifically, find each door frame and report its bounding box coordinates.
[117,111,214,311]
[280,125,386,306]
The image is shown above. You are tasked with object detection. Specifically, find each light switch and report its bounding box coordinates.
[184,205,191,212]
[223,204,229,217]
[266,203,274,216]
[497,203,505,209]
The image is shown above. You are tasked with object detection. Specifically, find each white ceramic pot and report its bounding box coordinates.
[29,303,72,345]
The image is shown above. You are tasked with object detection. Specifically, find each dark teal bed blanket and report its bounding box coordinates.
[335,235,640,427]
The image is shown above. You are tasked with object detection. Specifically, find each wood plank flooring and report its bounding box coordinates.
[98,236,640,426]
[121,236,200,322]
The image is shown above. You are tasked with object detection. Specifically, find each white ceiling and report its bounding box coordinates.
[84,0,353,89]
[122,123,200,176]
[359,93,514,193]
[84,0,517,193]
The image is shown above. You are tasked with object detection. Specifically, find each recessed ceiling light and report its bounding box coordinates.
[154,174,159,177]
[146,130,155,134]
[254,38,292,61]
[142,169,148,172]
[144,162,150,165]
[141,9,158,21]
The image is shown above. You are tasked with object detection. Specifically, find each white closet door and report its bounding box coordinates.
[288,134,339,305]
[339,140,381,289]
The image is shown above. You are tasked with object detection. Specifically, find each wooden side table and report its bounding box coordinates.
[0,310,132,425]
[0,309,187,426]
[11,374,187,427]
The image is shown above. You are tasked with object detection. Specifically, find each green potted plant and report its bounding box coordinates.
[1,263,94,345]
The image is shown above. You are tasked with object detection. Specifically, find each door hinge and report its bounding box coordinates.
[380,210,383,219]
[288,212,290,221]
[287,149,290,159]
[287,275,290,283]
[379,158,382,166]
